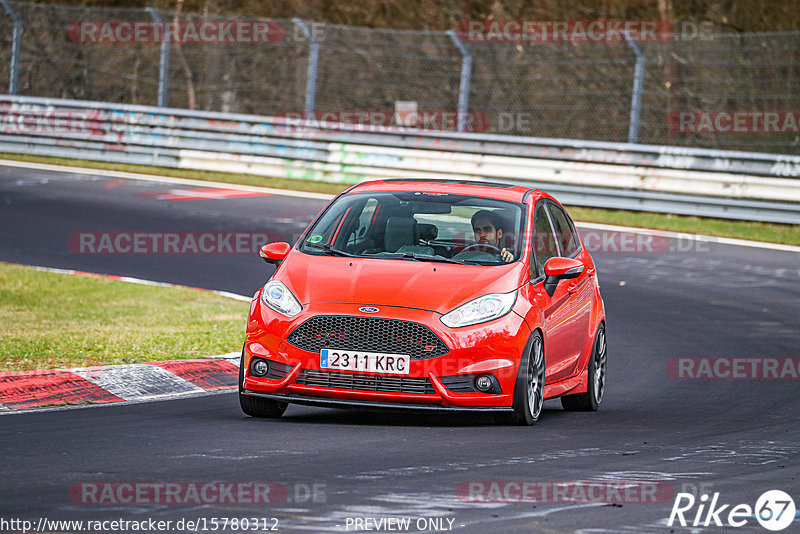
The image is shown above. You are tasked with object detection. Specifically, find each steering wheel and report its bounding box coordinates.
[460,243,502,255]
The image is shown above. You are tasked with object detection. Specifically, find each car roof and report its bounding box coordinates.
[346,179,548,204]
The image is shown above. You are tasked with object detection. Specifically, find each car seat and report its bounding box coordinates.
[385,216,434,256]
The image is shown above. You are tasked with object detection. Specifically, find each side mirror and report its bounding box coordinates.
[543,257,584,297]
[259,242,291,265]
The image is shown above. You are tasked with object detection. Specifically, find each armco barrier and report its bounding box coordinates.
[0,95,799,224]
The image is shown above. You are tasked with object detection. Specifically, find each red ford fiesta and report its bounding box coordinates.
[239,179,607,425]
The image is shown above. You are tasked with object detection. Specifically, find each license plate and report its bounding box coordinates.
[320,349,411,375]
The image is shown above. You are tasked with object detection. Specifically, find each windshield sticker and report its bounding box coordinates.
[308,234,324,244]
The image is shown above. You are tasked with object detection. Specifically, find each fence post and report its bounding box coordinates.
[146,8,170,107]
[0,0,22,95]
[447,30,472,132]
[293,18,319,119]
[624,30,646,144]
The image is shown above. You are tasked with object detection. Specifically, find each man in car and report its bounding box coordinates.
[471,210,514,262]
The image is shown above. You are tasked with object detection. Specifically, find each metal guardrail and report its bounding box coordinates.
[0,95,799,224]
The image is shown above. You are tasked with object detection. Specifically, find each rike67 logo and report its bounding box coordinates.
[669,490,796,531]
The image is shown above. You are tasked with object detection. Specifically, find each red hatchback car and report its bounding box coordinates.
[239,180,606,425]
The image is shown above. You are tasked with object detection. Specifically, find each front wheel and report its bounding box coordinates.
[561,324,606,412]
[238,348,287,418]
[495,331,545,426]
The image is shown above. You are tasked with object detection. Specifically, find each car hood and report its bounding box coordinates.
[275,251,526,314]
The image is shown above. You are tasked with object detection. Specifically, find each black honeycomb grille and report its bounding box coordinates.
[287,315,448,359]
[296,369,435,394]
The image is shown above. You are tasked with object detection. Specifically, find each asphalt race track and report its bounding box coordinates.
[1,164,799,533]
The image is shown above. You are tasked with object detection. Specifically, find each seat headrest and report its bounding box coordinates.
[385,217,418,252]
[418,223,438,241]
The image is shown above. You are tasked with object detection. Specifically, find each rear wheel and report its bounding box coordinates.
[561,324,606,411]
[495,331,545,426]
[238,348,287,418]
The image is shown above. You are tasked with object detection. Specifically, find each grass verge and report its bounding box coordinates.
[567,207,800,246]
[0,263,249,372]
[1,153,798,246]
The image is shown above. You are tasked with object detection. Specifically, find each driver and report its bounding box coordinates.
[470,210,514,262]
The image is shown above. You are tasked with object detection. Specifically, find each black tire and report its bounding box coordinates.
[561,324,606,412]
[238,348,288,418]
[495,331,545,426]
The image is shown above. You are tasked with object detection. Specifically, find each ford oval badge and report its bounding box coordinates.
[359,306,380,313]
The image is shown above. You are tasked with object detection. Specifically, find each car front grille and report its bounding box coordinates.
[295,369,435,395]
[287,315,448,359]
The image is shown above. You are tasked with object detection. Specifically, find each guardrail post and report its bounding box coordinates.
[624,30,646,144]
[293,18,319,119]
[447,30,472,133]
[147,7,170,107]
[1,0,22,95]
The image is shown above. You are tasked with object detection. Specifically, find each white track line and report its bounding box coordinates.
[26,264,250,301]
[1,158,797,253]
[575,221,800,253]
[0,158,335,200]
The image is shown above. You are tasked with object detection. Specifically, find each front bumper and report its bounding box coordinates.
[243,300,530,409]
[241,391,514,413]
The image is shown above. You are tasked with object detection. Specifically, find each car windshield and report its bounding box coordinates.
[299,191,525,265]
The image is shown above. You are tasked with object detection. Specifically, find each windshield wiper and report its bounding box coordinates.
[304,242,357,257]
[399,252,468,265]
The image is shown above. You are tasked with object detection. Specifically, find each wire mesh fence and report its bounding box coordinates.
[0,2,798,154]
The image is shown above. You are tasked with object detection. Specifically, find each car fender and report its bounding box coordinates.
[512,282,550,372]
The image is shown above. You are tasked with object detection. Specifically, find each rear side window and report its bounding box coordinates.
[546,203,580,257]
[531,203,558,280]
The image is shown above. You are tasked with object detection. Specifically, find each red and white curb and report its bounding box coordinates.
[0,265,251,412]
[0,354,241,412]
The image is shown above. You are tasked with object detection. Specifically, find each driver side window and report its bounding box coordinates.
[531,203,558,280]
[547,203,580,258]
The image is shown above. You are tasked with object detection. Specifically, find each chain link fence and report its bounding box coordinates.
[0,2,798,153]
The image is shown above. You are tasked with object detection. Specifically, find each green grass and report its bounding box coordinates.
[567,206,800,246]
[1,153,797,246]
[0,263,249,372]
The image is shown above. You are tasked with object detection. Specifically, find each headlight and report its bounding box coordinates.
[440,291,517,328]
[261,280,302,317]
